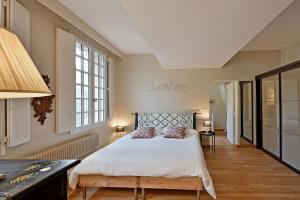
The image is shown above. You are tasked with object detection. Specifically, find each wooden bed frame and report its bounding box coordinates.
[78,175,203,200]
[77,112,204,200]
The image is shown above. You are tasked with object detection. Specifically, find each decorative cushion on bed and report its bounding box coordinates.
[132,127,155,138]
[163,127,185,139]
[162,126,187,135]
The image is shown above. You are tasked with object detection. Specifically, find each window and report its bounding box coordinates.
[94,51,106,123]
[75,41,107,129]
[75,42,91,128]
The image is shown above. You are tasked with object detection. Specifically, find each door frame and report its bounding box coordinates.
[239,81,254,144]
[256,59,300,174]
[209,80,240,145]
[226,80,240,145]
[226,81,235,144]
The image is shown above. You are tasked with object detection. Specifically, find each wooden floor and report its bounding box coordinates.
[68,132,300,200]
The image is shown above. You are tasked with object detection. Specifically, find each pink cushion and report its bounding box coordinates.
[132,127,155,139]
[164,127,185,139]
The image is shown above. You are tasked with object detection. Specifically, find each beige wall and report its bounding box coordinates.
[281,40,300,65]
[116,51,281,133]
[2,0,119,158]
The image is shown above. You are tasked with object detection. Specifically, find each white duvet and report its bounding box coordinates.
[69,129,216,199]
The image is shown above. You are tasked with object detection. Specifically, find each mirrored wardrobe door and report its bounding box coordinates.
[281,68,300,170]
[262,75,280,157]
[241,82,253,142]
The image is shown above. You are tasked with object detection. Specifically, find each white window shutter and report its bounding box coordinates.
[0,100,5,142]
[6,0,31,148]
[107,57,114,121]
[10,0,31,52]
[0,1,5,149]
[7,99,31,147]
[56,28,76,133]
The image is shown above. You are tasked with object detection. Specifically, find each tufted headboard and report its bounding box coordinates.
[134,112,196,130]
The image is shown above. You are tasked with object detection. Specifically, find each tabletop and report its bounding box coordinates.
[0,160,80,199]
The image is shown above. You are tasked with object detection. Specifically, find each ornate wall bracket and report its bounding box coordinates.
[31,75,55,125]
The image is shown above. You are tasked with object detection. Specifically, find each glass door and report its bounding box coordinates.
[240,82,253,143]
[281,68,300,170]
[261,75,280,157]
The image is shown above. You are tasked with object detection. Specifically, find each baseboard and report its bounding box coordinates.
[240,136,253,144]
[214,128,225,131]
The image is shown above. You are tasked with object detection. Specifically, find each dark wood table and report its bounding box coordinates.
[199,131,216,155]
[0,160,80,200]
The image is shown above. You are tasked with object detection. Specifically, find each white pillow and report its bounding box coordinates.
[161,127,168,135]
[155,126,163,135]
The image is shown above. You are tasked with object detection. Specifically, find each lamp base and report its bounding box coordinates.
[0,173,6,180]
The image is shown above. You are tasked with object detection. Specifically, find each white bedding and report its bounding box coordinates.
[69,129,216,199]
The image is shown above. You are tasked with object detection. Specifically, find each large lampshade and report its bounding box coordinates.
[0,27,51,98]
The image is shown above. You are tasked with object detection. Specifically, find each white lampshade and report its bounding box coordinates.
[203,120,211,127]
[0,27,51,98]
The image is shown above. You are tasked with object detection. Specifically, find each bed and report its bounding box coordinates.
[69,112,216,199]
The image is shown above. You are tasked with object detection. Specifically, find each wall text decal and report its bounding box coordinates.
[147,80,189,93]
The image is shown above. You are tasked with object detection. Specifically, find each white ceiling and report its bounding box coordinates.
[58,0,293,69]
[57,0,151,54]
[243,1,300,51]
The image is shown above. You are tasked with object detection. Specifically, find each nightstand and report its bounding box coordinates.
[199,131,215,155]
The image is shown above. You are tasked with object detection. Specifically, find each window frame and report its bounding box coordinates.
[74,39,108,133]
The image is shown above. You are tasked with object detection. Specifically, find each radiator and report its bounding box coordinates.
[28,134,99,160]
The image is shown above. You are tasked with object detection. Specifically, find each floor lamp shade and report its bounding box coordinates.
[0,27,51,98]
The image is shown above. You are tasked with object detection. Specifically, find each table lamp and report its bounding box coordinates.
[0,27,51,98]
[203,120,211,133]
[0,27,52,157]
